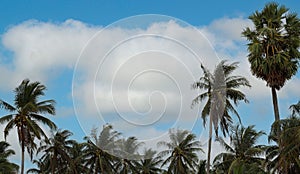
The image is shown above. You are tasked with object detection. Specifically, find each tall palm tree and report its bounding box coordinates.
[242,2,300,122]
[266,115,300,173]
[135,148,163,174]
[192,60,251,173]
[83,124,120,174]
[37,129,74,174]
[115,136,143,174]
[0,141,19,173]
[0,79,57,174]
[213,125,266,174]
[158,129,203,174]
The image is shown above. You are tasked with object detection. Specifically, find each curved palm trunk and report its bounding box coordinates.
[206,114,213,174]
[271,87,280,121]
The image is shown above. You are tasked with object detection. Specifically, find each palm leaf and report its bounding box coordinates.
[0,100,16,112]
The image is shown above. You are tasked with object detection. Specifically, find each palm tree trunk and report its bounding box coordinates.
[52,154,56,174]
[271,87,280,121]
[206,114,213,174]
[271,87,283,164]
[20,126,25,174]
[21,139,25,174]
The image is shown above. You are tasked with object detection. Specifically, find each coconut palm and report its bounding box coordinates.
[192,60,251,173]
[135,148,163,174]
[0,79,56,174]
[213,125,266,174]
[266,115,300,173]
[0,141,19,173]
[66,141,88,174]
[115,136,143,174]
[83,124,120,174]
[26,159,50,174]
[158,129,203,174]
[242,2,300,122]
[37,129,74,174]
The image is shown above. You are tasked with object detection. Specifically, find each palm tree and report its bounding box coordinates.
[83,124,120,174]
[242,2,300,122]
[197,160,206,174]
[0,141,19,173]
[135,148,163,174]
[0,79,57,174]
[289,101,300,116]
[158,129,203,174]
[192,60,251,173]
[37,129,74,174]
[66,141,88,174]
[115,136,143,174]
[266,115,300,173]
[213,125,266,174]
[26,159,50,174]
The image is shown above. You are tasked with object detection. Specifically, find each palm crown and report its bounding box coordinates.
[0,79,56,174]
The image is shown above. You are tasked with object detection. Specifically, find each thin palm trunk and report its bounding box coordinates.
[271,87,281,143]
[21,126,25,174]
[21,139,25,174]
[206,114,213,174]
[271,87,280,121]
[51,152,56,174]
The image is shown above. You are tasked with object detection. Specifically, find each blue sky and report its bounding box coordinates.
[0,0,300,170]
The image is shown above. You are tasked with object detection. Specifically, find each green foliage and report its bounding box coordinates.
[0,141,19,173]
[158,129,203,174]
[213,125,266,173]
[242,2,300,90]
[267,115,300,173]
[0,79,57,174]
[135,148,163,174]
[36,129,76,173]
[192,60,251,136]
[192,60,250,173]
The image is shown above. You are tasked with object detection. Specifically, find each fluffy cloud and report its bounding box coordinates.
[0,19,100,90]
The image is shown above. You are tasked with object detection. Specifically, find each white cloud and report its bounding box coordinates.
[0,19,100,90]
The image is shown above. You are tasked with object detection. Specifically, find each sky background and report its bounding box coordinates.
[0,0,300,170]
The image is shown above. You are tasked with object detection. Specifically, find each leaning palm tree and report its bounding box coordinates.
[158,129,203,174]
[0,141,19,173]
[242,2,300,122]
[213,125,266,174]
[83,124,120,174]
[135,148,163,174]
[0,79,57,174]
[37,129,74,174]
[192,60,251,173]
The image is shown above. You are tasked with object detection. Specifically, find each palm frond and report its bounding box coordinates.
[0,100,16,112]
